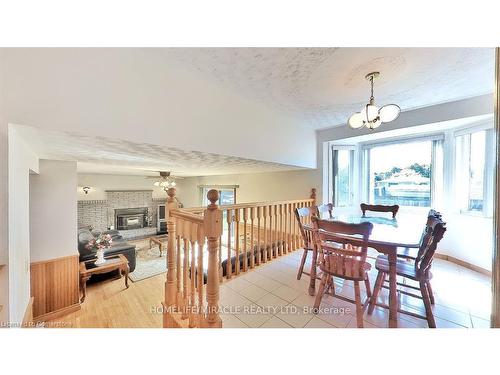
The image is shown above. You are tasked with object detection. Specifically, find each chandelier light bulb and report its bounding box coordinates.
[347,112,364,129]
[379,104,401,123]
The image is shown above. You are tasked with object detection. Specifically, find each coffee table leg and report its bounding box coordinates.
[388,249,398,328]
[124,265,129,289]
[308,245,318,296]
[80,276,89,303]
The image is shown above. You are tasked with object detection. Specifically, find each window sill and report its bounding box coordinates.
[459,210,492,219]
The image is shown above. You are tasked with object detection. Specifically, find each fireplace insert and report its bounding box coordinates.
[115,207,148,230]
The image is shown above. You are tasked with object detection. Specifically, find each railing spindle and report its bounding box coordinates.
[226,208,233,279]
[250,207,255,269]
[242,207,248,272]
[263,206,268,263]
[235,208,240,275]
[197,224,205,326]
[189,223,197,328]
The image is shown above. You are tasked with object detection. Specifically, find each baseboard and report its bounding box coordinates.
[435,253,492,277]
[22,297,34,327]
[34,303,81,323]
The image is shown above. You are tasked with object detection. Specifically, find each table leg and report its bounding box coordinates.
[388,249,398,328]
[80,276,90,303]
[308,245,317,296]
[124,265,129,289]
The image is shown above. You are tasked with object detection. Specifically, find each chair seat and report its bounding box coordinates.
[319,259,371,281]
[375,255,432,281]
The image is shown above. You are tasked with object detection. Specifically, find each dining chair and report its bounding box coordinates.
[368,215,446,328]
[311,217,374,328]
[396,209,443,260]
[294,206,316,280]
[360,203,399,219]
[315,203,333,219]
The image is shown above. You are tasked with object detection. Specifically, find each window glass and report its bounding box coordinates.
[369,141,432,207]
[468,131,486,211]
[332,149,353,207]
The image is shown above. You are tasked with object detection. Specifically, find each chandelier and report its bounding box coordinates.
[151,171,178,190]
[348,72,401,130]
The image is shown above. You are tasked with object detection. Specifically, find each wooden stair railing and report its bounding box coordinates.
[163,188,317,328]
[163,188,223,328]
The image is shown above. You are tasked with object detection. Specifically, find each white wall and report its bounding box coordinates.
[77,174,168,201]
[176,169,319,208]
[0,48,316,169]
[8,125,39,324]
[30,160,78,262]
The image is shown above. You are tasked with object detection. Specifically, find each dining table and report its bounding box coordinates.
[305,213,424,328]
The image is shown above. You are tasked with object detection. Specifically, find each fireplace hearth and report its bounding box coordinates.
[115,207,148,230]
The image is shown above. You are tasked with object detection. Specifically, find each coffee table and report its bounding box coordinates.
[79,254,129,303]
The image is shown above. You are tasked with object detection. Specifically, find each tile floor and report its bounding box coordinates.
[218,250,492,328]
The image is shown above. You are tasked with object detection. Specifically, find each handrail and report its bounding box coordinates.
[169,209,204,224]
[182,197,316,214]
[163,187,317,328]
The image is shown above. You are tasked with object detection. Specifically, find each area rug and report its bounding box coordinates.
[128,238,167,282]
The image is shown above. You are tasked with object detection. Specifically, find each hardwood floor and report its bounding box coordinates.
[47,273,164,328]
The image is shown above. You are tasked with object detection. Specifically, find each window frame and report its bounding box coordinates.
[329,145,355,207]
[360,134,444,210]
[199,185,238,206]
[454,124,494,217]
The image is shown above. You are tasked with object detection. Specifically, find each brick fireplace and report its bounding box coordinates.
[77,189,165,234]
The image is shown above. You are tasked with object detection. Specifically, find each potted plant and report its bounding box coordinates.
[85,233,113,265]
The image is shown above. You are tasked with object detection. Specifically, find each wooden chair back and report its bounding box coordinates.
[316,203,333,219]
[312,217,373,280]
[360,203,399,218]
[294,206,315,250]
[415,215,446,277]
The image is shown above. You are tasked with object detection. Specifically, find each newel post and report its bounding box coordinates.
[310,188,317,206]
[165,188,179,313]
[203,189,223,328]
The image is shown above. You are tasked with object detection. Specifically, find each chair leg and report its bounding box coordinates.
[420,281,436,328]
[297,248,308,280]
[364,274,372,298]
[330,276,336,297]
[368,272,384,314]
[313,273,328,314]
[354,281,364,328]
[426,281,435,305]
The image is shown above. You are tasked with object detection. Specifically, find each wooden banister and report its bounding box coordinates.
[163,188,316,328]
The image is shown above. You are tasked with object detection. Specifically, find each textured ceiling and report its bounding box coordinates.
[15,125,304,176]
[167,47,494,129]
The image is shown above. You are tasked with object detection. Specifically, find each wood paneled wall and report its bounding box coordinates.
[30,255,80,321]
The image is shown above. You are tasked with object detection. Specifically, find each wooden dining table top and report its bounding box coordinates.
[305,213,424,248]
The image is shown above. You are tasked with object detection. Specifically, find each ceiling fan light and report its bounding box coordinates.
[379,104,401,123]
[153,181,160,187]
[348,112,364,129]
[171,181,176,187]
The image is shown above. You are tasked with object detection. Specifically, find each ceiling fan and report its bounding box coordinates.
[145,171,184,189]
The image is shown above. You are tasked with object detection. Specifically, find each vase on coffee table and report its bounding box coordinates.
[95,249,106,265]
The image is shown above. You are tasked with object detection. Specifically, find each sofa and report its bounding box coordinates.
[77,228,137,272]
